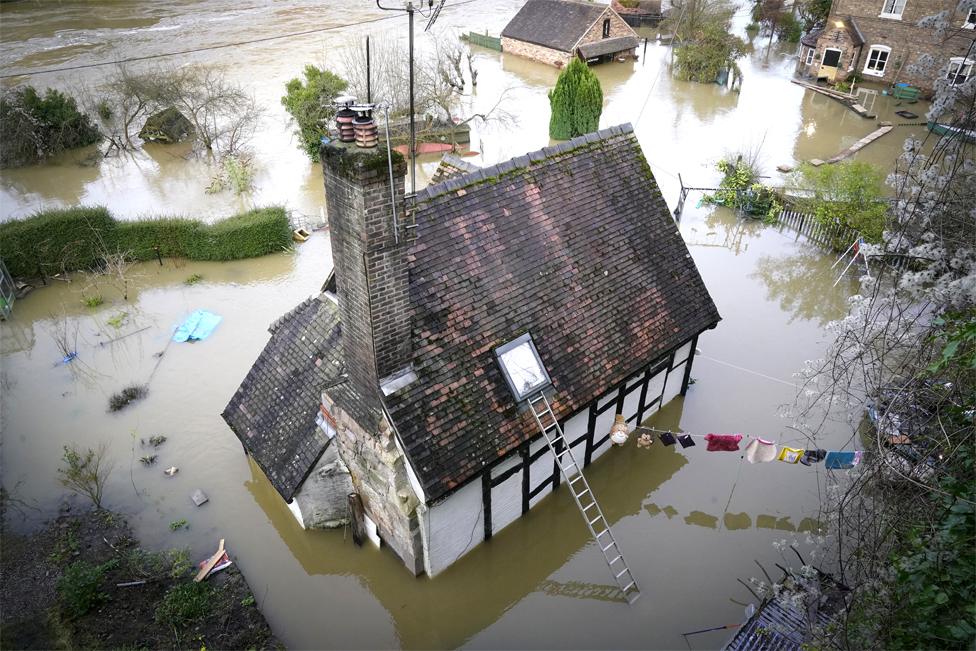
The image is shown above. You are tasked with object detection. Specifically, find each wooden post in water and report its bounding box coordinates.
[348,493,366,546]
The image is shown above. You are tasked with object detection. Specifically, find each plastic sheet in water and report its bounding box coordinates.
[173,310,222,342]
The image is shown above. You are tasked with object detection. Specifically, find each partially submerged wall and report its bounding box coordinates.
[323,392,425,575]
[502,36,573,67]
[291,444,354,529]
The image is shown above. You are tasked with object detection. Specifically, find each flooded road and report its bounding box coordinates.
[1,1,898,649]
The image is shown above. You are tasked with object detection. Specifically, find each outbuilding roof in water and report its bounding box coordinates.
[501,0,609,52]
[221,295,342,500]
[385,124,721,500]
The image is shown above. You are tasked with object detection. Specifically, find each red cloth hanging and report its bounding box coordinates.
[704,433,743,451]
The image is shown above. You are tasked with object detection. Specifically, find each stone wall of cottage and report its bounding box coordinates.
[795,0,973,93]
[578,8,639,52]
[292,443,354,529]
[323,392,425,575]
[502,36,573,67]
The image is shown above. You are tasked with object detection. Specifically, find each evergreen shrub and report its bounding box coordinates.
[0,206,291,277]
[548,58,604,140]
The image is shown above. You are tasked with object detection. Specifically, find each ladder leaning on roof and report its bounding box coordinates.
[526,392,641,605]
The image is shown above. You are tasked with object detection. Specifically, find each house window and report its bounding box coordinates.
[602,18,611,38]
[965,8,976,27]
[863,45,891,76]
[946,57,974,85]
[805,47,815,65]
[495,333,553,402]
[317,406,337,439]
[880,0,907,18]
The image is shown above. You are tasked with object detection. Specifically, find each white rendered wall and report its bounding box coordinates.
[425,477,484,576]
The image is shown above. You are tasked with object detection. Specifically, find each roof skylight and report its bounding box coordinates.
[494,333,552,402]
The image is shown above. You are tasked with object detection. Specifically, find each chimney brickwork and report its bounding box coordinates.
[320,140,412,394]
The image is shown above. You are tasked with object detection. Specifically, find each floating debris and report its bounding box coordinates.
[139,454,158,466]
[108,384,148,412]
[191,489,209,507]
[164,466,179,477]
[148,435,167,447]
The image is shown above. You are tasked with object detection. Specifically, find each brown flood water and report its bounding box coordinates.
[2,2,916,648]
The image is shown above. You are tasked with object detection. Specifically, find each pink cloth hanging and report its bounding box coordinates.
[704,433,743,451]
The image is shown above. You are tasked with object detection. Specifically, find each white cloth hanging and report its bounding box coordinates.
[744,437,778,463]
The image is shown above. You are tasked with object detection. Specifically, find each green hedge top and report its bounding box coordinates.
[0,206,292,278]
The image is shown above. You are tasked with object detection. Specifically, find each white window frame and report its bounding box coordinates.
[805,47,815,65]
[863,45,891,76]
[946,57,974,85]
[880,0,907,19]
[964,8,976,28]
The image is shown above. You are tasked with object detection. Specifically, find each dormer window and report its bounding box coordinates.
[495,333,552,402]
[880,0,906,19]
[602,18,611,38]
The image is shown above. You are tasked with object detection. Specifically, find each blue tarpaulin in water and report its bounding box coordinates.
[173,310,222,342]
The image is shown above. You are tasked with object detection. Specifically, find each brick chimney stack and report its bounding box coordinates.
[320,138,413,396]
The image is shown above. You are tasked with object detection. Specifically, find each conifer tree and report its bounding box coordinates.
[548,58,603,140]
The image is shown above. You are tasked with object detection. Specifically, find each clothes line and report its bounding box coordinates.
[633,427,863,469]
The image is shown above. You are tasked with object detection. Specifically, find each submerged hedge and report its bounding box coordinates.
[0,206,291,277]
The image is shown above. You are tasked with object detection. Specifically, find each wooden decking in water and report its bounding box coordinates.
[810,124,895,166]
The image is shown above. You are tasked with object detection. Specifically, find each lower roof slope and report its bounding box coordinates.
[221,295,342,500]
[386,124,721,501]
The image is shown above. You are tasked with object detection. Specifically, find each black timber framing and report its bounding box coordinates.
[479,332,702,538]
[482,471,492,540]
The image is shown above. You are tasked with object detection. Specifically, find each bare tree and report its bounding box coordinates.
[156,65,262,156]
[82,65,161,152]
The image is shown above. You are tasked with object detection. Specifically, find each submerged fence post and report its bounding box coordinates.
[674,173,687,221]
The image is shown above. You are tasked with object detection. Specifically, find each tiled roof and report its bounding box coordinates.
[578,35,639,59]
[800,27,822,47]
[502,0,608,52]
[221,295,343,500]
[387,124,721,501]
[428,154,480,186]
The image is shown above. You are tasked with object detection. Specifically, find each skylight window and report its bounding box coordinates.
[495,333,552,402]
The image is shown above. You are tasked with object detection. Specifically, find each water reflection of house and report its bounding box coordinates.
[223,124,720,577]
[794,0,975,94]
[501,0,641,67]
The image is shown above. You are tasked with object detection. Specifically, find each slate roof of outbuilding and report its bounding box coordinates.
[221,295,343,500]
[502,0,608,52]
[386,124,721,501]
[578,35,640,59]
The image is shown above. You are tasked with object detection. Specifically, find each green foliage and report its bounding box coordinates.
[548,58,604,140]
[106,311,128,329]
[673,24,747,84]
[0,206,291,277]
[797,0,832,30]
[776,13,803,42]
[82,295,104,308]
[745,21,760,32]
[155,582,214,627]
[148,434,168,447]
[58,443,113,508]
[790,161,888,242]
[169,519,188,531]
[706,157,782,220]
[927,310,976,372]
[184,273,204,285]
[281,65,348,158]
[241,594,256,607]
[57,559,118,618]
[0,85,101,168]
[0,206,114,278]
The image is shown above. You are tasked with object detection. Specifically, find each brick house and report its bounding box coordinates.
[795,0,976,94]
[501,0,641,67]
[223,124,720,577]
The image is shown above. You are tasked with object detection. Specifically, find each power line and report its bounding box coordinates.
[0,0,480,80]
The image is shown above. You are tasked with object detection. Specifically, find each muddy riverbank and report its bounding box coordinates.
[0,506,277,650]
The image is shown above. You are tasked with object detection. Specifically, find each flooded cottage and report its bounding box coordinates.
[223,123,720,577]
[501,0,640,67]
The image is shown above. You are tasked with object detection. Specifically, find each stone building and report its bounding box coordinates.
[501,0,640,67]
[794,0,975,93]
[223,124,720,577]
[611,0,664,27]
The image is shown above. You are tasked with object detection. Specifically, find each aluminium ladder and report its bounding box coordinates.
[527,392,641,605]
